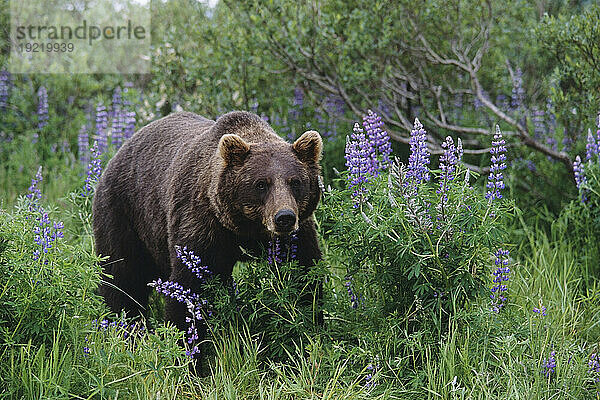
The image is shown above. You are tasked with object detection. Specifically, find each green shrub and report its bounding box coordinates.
[320,123,514,331]
[0,195,103,346]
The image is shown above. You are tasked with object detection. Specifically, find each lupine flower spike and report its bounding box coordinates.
[588,353,600,382]
[26,166,43,211]
[585,129,598,161]
[83,141,103,197]
[148,246,211,357]
[362,110,392,171]
[438,136,460,198]
[0,69,11,110]
[407,118,430,186]
[345,276,359,309]
[267,232,298,265]
[490,249,510,313]
[345,123,374,207]
[95,102,109,153]
[486,125,507,201]
[37,86,48,130]
[573,155,587,203]
[542,350,557,378]
[78,125,90,166]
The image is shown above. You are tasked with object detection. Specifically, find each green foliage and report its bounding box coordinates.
[322,162,513,328]
[557,160,600,278]
[0,199,103,346]
[207,257,327,362]
[537,5,600,135]
[2,1,600,397]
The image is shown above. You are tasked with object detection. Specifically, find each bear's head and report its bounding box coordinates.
[212,112,322,237]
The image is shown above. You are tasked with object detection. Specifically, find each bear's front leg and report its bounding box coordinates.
[163,239,239,339]
[295,217,324,325]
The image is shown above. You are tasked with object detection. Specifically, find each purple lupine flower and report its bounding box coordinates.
[363,109,392,170]
[149,244,214,357]
[496,94,509,112]
[542,350,557,378]
[378,98,392,118]
[586,129,598,161]
[150,279,201,307]
[34,86,49,143]
[407,118,430,185]
[175,245,212,282]
[485,125,507,201]
[110,86,122,119]
[438,136,461,196]
[78,125,89,166]
[32,211,64,262]
[344,276,359,309]
[111,109,124,149]
[364,364,376,388]
[37,86,49,130]
[83,336,90,357]
[99,319,109,331]
[95,102,109,153]
[148,277,208,357]
[267,236,282,265]
[325,94,345,118]
[83,141,103,196]
[546,99,556,135]
[588,353,600,382]
[453,93,463,122]
[25,167,64,265]
[511,67,525,112]
[473,90,489,110]
[533,305,547,316]
[573,155,587,202]
[0,68,11,110]
[26,166,43,210]
[345,123,374,207]
[289,231,298,259]
[123,110,136,140]
[596,114,600,158]
[490,248,510,313]
[250,100,259,114]
[267,231,298,264]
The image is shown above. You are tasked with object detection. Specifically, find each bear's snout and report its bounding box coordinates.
[274,209,297,233]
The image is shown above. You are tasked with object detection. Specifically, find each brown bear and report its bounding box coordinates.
[92,111,323,334]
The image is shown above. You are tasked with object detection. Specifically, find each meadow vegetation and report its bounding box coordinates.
[1,1,600,398]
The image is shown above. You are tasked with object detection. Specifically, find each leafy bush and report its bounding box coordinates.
[321,118,514,330]
[232,256,327,360]
[558,135,600,276]
[538,5,600,135]
[0,194,103,346]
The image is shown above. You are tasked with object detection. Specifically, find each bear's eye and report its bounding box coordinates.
[255,180,268,192]
[289,178,302,189]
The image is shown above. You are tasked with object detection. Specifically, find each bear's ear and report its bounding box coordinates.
[293,130,322,164]
[218,134,250,166]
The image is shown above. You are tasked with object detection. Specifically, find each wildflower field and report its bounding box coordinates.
[2,1,600,399]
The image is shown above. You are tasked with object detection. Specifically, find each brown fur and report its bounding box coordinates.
[92,111,323,335]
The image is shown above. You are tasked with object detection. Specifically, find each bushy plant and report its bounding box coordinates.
[0,171,104,346]
[321,116,514,330]
[232,253,327,360]
[558,123,600,276]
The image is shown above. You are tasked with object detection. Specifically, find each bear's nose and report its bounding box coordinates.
[274,209,296,232]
